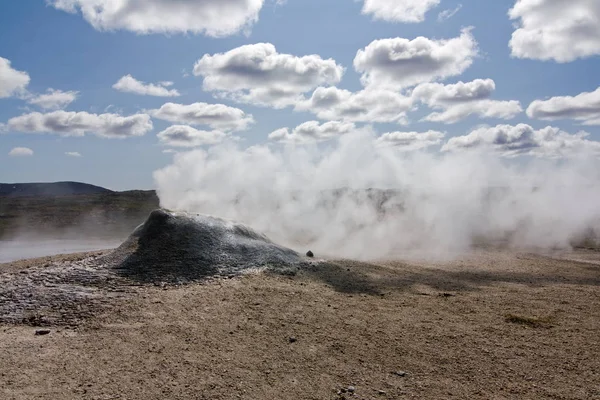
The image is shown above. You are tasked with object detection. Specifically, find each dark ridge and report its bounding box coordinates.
[0,190,159,240]
[0,181,112,198]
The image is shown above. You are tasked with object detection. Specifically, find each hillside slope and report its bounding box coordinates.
[0,182,112,197]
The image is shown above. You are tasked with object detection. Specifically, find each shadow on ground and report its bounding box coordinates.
[300,254,600,295]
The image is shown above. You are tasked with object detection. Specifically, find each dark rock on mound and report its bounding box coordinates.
[104,209,304,283]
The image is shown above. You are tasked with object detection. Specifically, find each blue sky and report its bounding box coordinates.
[1,0,599,190]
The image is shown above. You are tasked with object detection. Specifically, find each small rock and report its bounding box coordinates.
[377,389,387,395]
[35,329,50,336]
[306,250,314,258]
[289,336,297,343]
[393,371,408,377]
[347,386,355,393]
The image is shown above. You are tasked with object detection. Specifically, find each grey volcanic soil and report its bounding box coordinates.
[1,246,599,399]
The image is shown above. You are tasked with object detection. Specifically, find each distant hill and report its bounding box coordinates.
[0,182,113,197]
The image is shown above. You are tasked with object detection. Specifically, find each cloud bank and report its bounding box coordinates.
[360,0,440,23]
[48,0,265,37]
[0,57,30,98]
[149,102,254,132]
[354,28,478,89]
[527,87,600,125]
[7,110,153,138]
[509,0,600,62]
[27,89,78,110]
[8,147,34,157]
[113,75,180,97]
[194,43,344,108]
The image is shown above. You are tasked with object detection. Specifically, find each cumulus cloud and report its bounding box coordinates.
[423,100,523,124]
[27,89,78,110]
[157,125,227,147]
[443,123,600,157]
[412,79,522,123]
[0,57,30,98]
[360,0,440,23]
[65,151,82,157]
[413,79,496,104]
[193,43,344,108]
[48,0,265,37]
[375,130,445,150]
[297,87,412,124]
[509,0,600,62]
[353,28,478,89]
[438,4,462,22]
[269,121,357,144]
[526,87,600,125]
[149,102,254,132]
[8,147,33,157]
[7,111,152,138]
[113,75,180,97]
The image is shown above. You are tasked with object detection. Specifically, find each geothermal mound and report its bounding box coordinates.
[104,209,304,283]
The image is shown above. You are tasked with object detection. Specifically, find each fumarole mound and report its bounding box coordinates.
[104,209,304,283]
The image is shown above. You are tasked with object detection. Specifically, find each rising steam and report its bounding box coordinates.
[154,131,600,259]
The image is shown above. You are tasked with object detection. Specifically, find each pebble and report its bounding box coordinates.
[393,371,408,377]
[306,250,314,258]
[289,336,297,343]
[347,386,355,393]
[35,329,50,336]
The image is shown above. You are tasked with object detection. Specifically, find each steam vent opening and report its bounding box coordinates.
[104,209,304,283]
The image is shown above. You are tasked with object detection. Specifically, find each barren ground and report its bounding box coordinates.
[1,249,599,399]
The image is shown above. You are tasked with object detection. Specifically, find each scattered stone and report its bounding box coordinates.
[289,336,297,343]
[393,371,408,377]
[347,386,355,393]
[35,329,50,336]
[439,292,456,297]
[377,389,387,395]
[306,250,314,258]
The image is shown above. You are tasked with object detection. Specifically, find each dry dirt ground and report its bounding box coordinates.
[1,249,599,399]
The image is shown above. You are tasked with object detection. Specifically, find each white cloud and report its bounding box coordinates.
[526,87,600,125]
[360,0,440,23]
[412,79,522,123]
[509,0,600,62]
[8,147,33,157]
[113,75,180,97]
[269,120,357,144]
[48,0,265,37]
[27,89,78,110]
[438,4,462,22]
[7,110,152,138]
[413,79,496,104]
[0,57,30,98]
[375,130,445,150]
[65,151,82,157]
[193,43,344,108]
[442,123,600,157]
[297,87,412,124]
[354,28,478,89]
[149,102,254,132]
[157,125,227,147]
[423,100,523,124]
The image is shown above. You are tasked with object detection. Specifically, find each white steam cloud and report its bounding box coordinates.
[154,131,600,260]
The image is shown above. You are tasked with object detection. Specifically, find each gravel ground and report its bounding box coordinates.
[1,247,599,399]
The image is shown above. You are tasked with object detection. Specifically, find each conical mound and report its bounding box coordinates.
[103,209,303,283]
